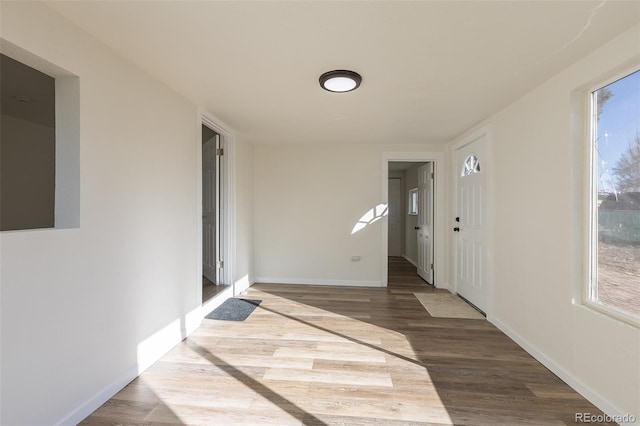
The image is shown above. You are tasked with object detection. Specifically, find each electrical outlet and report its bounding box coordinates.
[351,256,361,262]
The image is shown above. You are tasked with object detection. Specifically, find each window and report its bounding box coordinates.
[589,68,640,325]
[461,154,480,176]
[0,47,80,231]
[1,54,55,230]
[408,188,418,215]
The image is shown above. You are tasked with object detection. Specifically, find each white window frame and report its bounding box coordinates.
[408,188,418,216]
[586,65,640,328]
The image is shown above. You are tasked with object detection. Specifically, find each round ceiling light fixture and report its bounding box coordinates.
[319,70,362,93]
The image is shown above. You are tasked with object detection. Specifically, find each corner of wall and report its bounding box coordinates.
[490,315,638,425]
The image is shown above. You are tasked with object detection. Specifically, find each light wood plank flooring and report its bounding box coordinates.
[82,257,614,425]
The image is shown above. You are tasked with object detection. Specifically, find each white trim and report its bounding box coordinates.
[234,274,255,295]
[57,304,203,426]
[136,309,202,373]
[451,125,492,151]
[254,277,382,287]
[584,300,640,328]
[201,285,235,316]
[199,111,236,295]
[570,86,590,310]
[491,316,639,426]
[450,125,494,317]
[403,255,417,267]
[54,76,80,229]
[381,152,446,288]
[588,63,640,94]
[56,365,139,426]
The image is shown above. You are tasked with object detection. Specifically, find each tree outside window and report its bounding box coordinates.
[591,69,640,323]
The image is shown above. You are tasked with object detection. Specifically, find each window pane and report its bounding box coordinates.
[408,188,418,215]
[592,69,640,318]
[462,154,480,176]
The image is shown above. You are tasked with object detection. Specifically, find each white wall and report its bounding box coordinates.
[403,164,421,264]
[451,24,640,421]
[234,135,254,292]
[253,143,445,286]
[388,170,405,258]
[0,3,203,424]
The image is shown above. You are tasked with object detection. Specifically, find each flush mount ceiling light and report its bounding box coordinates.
[319,70,362,93]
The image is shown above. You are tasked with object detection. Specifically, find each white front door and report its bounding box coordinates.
[417,163,434,283]
[455,135,487,312]
[388,178,402,257]
[202,133,220,284]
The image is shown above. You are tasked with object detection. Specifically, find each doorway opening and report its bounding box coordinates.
[388,161,434,287]
[382,152,445,288]
[201,124,230,303]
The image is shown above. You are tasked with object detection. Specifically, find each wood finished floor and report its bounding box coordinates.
[203,276,230,302]
[82,257,614,425]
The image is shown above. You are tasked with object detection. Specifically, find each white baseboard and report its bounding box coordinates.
[137,307,202,372]
[403,255,417,267]
[57,304,203,426]
[254,277,382,287]
[201,275,256,314]
[490,316,638,426]
[234,274,255,295]
[436,281,452,291]
[201,285,234,315]
[57,365,138,426]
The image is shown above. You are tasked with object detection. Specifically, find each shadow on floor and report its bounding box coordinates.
[252,257,615,425]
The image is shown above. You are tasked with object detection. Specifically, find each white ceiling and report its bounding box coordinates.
[46,1,639,145]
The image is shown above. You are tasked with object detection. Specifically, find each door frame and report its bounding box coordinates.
[201,133,219,284]
[199,111,236,297]
[381,152,445,288]
[451,125,493,318]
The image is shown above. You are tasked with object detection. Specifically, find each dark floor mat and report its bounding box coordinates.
[205,298,262,321]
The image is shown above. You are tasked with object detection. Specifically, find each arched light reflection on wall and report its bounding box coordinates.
[351,203,388,234]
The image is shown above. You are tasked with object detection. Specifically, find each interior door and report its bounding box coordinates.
[202,133,218,284]
[214,133,224,285]
[455,136,487,312]
[417,163,434,283]
[388,178,402,257]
